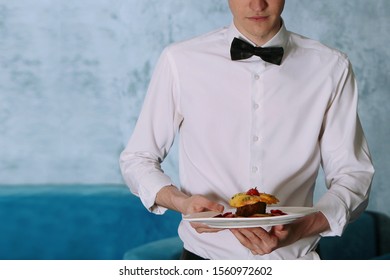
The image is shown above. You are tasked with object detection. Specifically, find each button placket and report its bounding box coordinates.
[250,68,264,186]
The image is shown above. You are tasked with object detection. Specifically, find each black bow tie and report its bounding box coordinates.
[230,37,284,65]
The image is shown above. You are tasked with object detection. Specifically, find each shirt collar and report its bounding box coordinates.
[226,19,289,50]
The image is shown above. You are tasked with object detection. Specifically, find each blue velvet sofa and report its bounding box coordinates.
[1,184,389,260]
[0,184,181,260]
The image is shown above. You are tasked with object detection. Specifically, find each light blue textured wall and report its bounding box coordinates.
[0,1,389,215]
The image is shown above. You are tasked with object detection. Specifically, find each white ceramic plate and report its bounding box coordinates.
[183,207,318,228]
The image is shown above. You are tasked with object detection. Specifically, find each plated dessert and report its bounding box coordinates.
[215,187,284,218]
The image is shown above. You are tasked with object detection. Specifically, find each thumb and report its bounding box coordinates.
[270,224,285,235]
[204,200,224,213]
[190,195,225,214]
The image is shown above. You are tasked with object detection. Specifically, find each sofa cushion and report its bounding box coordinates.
[319,211,378,260]
[123,236,183,260]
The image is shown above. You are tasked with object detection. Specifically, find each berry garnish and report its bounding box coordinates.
[246,187,260,196]
[270,209,287,216]
[213,212,235,218]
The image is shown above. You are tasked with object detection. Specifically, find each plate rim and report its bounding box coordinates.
[183,206,318,228]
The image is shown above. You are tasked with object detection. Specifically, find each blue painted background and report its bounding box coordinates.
[0,1,389,215]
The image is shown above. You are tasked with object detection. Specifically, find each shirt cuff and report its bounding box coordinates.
[137,173,175,215]
[314,192,349,237]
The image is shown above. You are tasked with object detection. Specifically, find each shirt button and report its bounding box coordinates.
[252,166,259,173]
[254,74,260,80]
[253,136,259,142]
[253,103,259,110]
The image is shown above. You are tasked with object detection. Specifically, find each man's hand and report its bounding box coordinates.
[182,194,224,215]
[155,185,225,233]
[183,194,226,233]
[230,223,295,255]
[230,211,329,255]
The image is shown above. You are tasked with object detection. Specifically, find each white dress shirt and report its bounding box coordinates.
[119,22,374,259]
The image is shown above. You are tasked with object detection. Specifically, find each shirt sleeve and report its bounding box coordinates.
[119,48,183,214]
[315,58,375,236]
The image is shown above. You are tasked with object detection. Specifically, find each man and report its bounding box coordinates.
[120,0,374,259]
